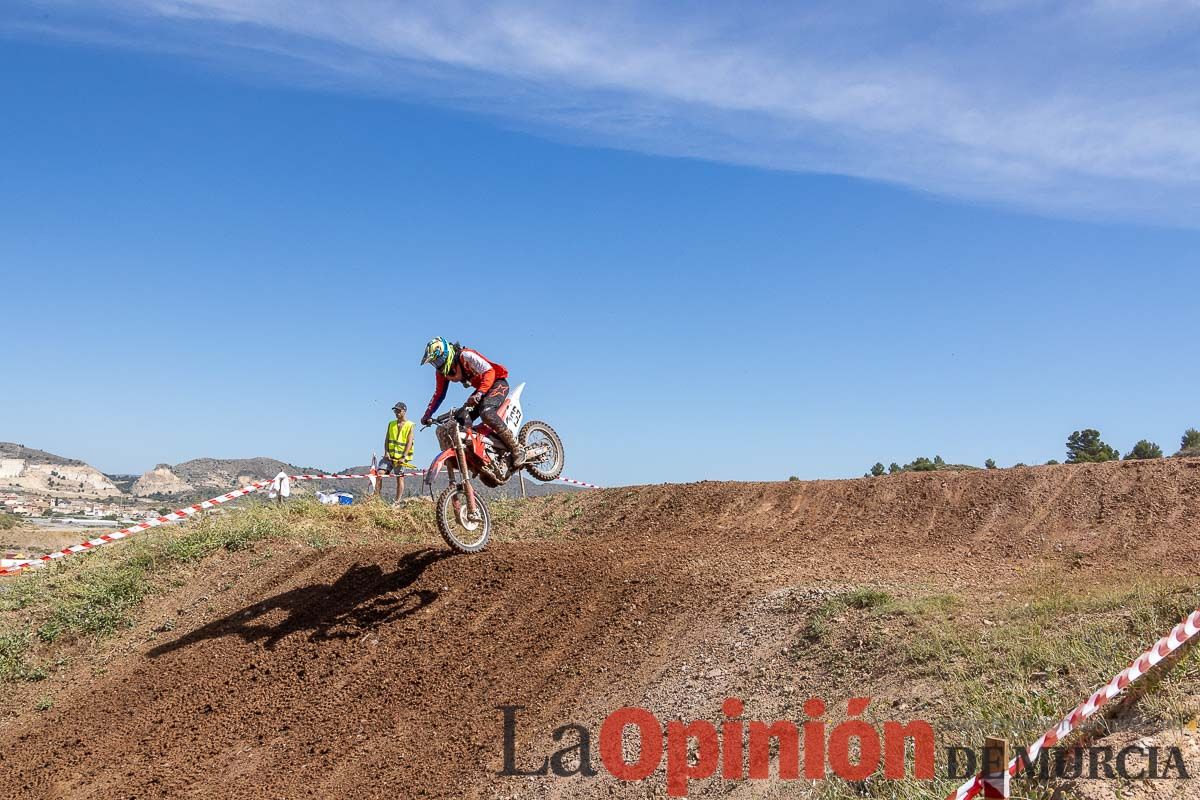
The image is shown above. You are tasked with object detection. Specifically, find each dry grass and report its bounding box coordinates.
[908,582,1200,735]
[797,580,1200,800]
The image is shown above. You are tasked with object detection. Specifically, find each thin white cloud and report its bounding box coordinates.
[9,0,1200,225]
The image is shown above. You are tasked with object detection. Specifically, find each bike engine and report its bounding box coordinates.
[478,444,511,487]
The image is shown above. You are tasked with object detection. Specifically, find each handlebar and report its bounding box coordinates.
[421,407,470,429]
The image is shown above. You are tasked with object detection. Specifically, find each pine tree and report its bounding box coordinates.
[1065,429,1119,463]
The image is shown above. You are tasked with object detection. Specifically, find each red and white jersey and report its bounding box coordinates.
[424,347,509,419]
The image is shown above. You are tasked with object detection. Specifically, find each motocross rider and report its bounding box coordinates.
[419,337,527,468]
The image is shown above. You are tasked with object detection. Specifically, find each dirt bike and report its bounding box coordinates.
[421,382,564,553]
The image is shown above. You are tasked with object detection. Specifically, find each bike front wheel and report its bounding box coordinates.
[435,485,492,554]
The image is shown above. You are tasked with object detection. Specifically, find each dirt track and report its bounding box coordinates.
[2,459,1199,799]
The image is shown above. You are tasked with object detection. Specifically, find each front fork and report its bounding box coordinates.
[450,422,479,516]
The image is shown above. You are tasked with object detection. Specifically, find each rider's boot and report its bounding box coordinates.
[495,427,527,468]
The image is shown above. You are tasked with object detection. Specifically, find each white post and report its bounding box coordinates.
[269,471,291,503]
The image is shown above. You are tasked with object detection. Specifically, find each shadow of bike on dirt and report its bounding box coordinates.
[147,548,450,657]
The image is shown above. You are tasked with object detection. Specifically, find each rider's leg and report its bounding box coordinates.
[476,379,526,467]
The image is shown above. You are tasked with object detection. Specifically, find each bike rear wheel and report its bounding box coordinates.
[519,420,564,482]
[435,485,492,553]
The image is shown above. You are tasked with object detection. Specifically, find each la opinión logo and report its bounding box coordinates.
[499,698,1191,797]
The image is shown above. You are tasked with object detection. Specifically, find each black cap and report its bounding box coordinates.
[393,401,406,411]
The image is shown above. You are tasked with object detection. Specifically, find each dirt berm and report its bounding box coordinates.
[2,459,1199,799]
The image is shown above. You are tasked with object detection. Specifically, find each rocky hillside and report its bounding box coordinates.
[0,443,84,466]
[0,443,122,498]
[132,457,324,499]
[130,465,196,497]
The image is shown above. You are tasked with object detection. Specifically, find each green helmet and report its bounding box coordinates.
[419,337,456,377]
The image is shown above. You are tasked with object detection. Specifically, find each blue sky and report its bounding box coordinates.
[2,2,1199,485]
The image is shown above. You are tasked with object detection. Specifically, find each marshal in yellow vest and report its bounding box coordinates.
[385,419,415,466]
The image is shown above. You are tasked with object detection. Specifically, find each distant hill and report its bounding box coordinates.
[131,457,582,502]
[172,457,327,490]
[0,442,122,498]
[0,443,84,466]
[132,457,325,500]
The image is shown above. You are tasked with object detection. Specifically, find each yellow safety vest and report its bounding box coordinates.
[386,419,414,463]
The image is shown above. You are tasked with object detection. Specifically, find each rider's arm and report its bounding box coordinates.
[424,373,450,420]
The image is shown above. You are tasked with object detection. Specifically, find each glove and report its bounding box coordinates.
[466,391,484,407]
[421,415,433,426]
[454,406,472,425]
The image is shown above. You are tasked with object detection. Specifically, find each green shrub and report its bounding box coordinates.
[0,630,44,682]
[1178,428,1200,456]
[803,587,894,642]
[842,587,893,609]
[1124,440,1163,460]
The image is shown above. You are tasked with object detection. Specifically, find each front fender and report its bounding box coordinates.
[423,448,458,487]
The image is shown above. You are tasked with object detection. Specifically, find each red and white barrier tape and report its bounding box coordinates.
[558,477,603,489]
[287,471,603,489]
[289,472,426,481]
[948,606,1200,800]
[0,480,273,577]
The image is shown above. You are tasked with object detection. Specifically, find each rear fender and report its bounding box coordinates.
[499,382,526,437]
